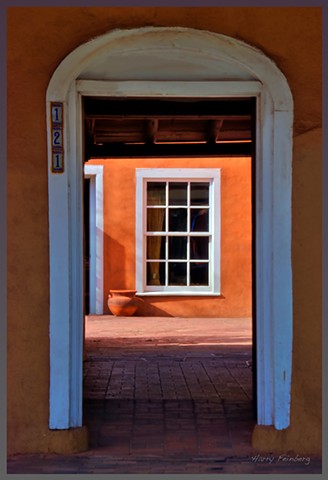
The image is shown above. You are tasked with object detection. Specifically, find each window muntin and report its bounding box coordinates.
[146,180,210,288]
[136,169,220,295]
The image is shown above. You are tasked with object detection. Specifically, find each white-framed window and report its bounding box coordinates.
[136,168,221,295]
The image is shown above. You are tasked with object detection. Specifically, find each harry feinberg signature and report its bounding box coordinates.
[251,453,311,466]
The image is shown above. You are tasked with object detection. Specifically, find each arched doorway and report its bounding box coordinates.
[47,27,293,432]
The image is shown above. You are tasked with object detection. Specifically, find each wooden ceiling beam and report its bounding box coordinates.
[93,130,251,144]
[85,114,251,121]
[208,119,223,144]
[146,119,159,144]
[89,116,252,144]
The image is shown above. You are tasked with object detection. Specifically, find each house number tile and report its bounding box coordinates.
[52,103,63,124]
[52,152,63,172]
[52,129,63,148]
[51,102,64,173]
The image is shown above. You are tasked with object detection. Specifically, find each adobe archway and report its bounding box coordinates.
[47,27,293,432]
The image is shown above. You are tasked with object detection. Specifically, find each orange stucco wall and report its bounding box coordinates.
[86,157,252,318]
[7,7,322,455]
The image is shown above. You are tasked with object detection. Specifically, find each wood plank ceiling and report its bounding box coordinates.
[83,98,254,157]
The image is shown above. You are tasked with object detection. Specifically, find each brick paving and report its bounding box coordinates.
[7,316,322,474]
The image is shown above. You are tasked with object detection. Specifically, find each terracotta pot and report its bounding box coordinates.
[107,289,138,316]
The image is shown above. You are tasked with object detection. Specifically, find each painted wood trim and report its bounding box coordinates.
[212,170,221,296]
[76,80,262,98]
[47,99,71,429]
[135,168,221,295]
[255,89,274,425]
[135,171,144,294]
[84,165,104,315]
[47,27,291,106]
[88,178,97,312]
[271,109,293,429]
[68,86,84,427]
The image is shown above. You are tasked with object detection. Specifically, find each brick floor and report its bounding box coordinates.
[7,316,322,474]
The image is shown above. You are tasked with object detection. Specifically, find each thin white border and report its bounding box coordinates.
[84,165,104,315]
[46,27,293,431]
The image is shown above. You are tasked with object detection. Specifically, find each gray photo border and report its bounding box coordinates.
[1,1,326,479]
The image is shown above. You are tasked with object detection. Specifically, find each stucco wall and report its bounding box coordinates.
[7,7,322,454]
[86,157,252,318]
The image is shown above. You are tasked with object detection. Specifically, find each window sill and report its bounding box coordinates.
[136,292,223,297]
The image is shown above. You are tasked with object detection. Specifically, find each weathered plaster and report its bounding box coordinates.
[86,157,252,318]
[7,7,321,454]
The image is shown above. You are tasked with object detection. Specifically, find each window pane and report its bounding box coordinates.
[147,182,166,205]
[147,237,165,260]
[190,208,209,232]
[147,262,165,285]
[190,236,209,260]
[169,236,187,260]
[168,263,187,285]
[169,208,187,231]
[169,182,187,205]
[190,263,209,286]
[147,208,165,231]
[190,182,209,205]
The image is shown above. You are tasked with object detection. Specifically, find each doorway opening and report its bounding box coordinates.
[47,26,293,435]
[82,96,256,452]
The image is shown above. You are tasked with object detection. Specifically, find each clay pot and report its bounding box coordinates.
[107,289,138,316]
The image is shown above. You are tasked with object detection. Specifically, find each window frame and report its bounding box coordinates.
[136,168,221,296]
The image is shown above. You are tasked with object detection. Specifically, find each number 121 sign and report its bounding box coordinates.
[51,102,64,173]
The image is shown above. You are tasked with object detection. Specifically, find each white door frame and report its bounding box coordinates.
[84,165,104,315]
[46,27,293,431]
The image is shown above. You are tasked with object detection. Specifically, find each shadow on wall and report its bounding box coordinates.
[104,234,126,295]
[102,234,231,317]
[104,235,173,317]
[134,299,174,317]
[134,296,227,317]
